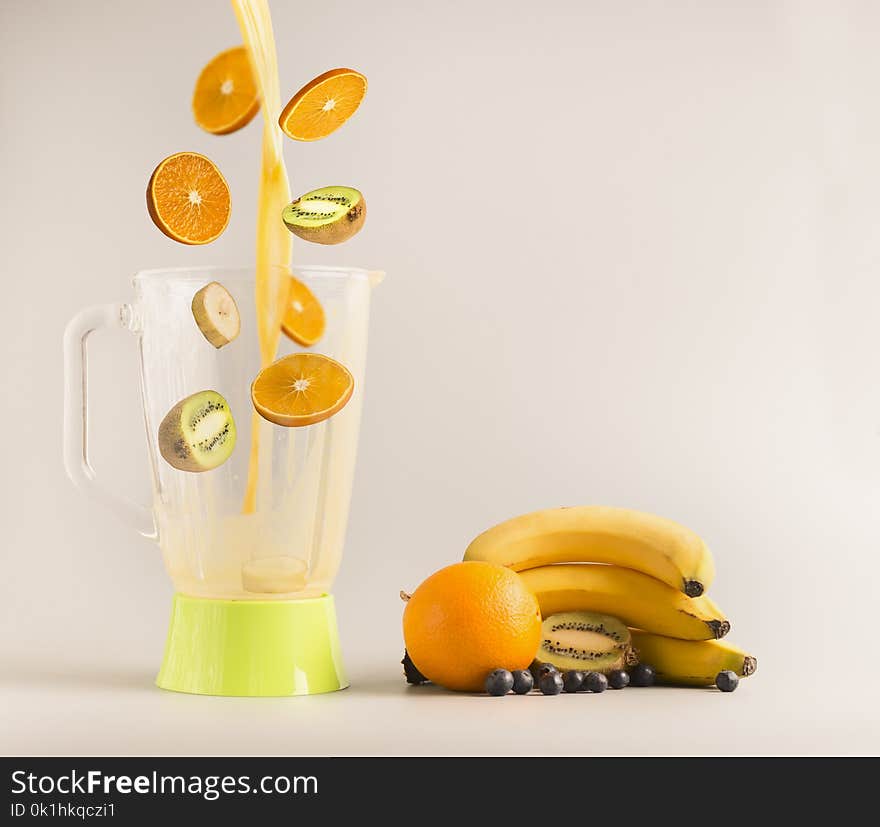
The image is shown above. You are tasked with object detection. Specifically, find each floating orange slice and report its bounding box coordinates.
[251,353,353,427]
[278,68,367,142]
[281,275,326,347]
[146,152,231,245]
[192,46,260,135]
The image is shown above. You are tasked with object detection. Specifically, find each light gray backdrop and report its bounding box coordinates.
[1,0,878,754]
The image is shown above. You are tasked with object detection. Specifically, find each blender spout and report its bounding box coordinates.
[367,269,386,288]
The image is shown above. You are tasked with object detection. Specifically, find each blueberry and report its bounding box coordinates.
[539,672,564,695]
[511,669,534,695]
[562,671,585,693]
[584,671,608,693]
[629,664,656,687]
[401,650,428,685]
[485,669,514,696]
[608,669,630,689]
[530,662,558,683]
[715,670,739,693]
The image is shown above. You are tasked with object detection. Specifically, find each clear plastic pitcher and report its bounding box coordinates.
[63,264,381,696]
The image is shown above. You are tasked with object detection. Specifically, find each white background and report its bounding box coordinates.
[1,0,879,754]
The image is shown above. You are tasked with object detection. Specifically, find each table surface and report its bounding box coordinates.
[3,641,877,757]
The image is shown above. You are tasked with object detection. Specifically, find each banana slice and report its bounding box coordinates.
[191,281,240,348]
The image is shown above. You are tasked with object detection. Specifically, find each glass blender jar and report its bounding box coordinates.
[63,264,381,696]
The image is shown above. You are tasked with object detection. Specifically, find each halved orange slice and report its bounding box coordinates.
[251,353,353,427]
[281,275,326,347]
[146,152,231,245]
[192,46,260,135]
[278,68,367,142]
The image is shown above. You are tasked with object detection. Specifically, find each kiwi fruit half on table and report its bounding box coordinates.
[281,186,366,245]
[534,611,637,674]
[158,390,236,472]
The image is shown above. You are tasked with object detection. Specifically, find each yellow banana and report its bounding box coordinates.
[464,506,715,597]
[519,564,729,640]
[630,631,757,686]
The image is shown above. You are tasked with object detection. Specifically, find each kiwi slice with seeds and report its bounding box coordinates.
[281,185,366,245]
[536,611,636,674]
[158,390,236,472]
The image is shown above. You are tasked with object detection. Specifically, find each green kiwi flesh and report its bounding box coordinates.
[158,390,236,472]
[536,611,636,673]
[281,186,366,245]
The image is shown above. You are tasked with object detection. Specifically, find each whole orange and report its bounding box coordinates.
[402,561,542,692]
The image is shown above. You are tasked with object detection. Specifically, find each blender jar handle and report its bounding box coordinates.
[63,303,157,539]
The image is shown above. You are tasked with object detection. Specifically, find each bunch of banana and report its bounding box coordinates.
[464,506,756,686]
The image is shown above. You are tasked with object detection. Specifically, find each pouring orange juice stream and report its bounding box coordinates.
[231,0,291,514]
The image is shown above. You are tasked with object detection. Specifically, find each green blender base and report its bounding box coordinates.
[156,593,348,697]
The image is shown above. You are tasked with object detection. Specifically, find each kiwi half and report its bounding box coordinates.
[536,611,636,674]
[158,390,236,472]
[281,186,366,245]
